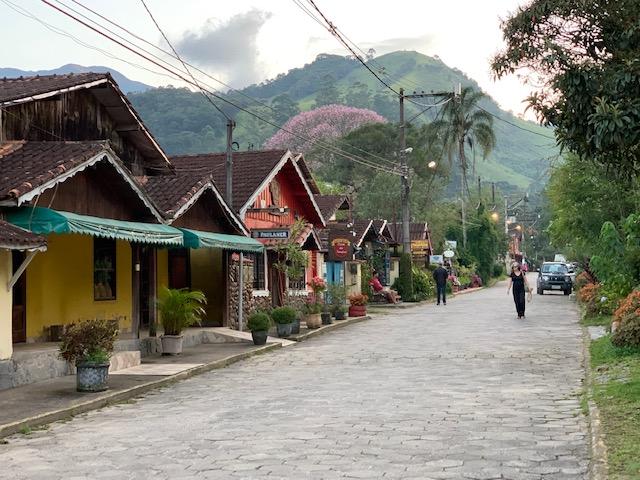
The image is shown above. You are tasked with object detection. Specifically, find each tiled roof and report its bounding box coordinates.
[0,219,46,250]
[387,222,429,243]
[315,194,349,220]
[0,73,109,104]
[0,141,109,201]
[321,219,375,251]
[143,171,212,217]
[170,150,288,212]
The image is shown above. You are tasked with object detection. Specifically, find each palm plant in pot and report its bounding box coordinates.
[59,318,119,392]
[157,287,207,355]
[247,312,272,345]
[328,283,347,320]
[271,306,297,337]
[348,293,369,317]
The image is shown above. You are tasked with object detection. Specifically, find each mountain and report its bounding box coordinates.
[128,51,557,192]
[0,64,152,94]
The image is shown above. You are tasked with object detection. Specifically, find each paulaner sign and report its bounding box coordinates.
[252,229,289,239]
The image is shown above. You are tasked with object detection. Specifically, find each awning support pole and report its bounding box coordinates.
[238,252,244,331]
[7,250,38,292]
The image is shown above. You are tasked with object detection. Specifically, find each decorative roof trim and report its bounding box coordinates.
[13,147,165,222]
[0,78,110,107]
[168,180,250,237]
[356,220,375,248]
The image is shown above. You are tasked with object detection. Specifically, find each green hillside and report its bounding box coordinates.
[128,51,557,190]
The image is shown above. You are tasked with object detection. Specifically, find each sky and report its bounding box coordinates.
[0,0,533,117]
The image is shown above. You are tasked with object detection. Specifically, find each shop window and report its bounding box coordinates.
[253,252,266,290]
[94,238,116,301]
[289,271,306,291]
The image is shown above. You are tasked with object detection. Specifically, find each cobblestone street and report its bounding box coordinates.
[0,280,589,479]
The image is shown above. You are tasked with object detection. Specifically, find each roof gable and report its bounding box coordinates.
[0,141,164,221]
[170,149,325,226]
[0,73,170,171]
[144,173,249,236]
[316,194,350,221]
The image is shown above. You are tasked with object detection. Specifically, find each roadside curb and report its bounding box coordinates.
[288,315,370,342]
[368,301,431,311]
[453,286,485,296]
[581,324,609,480]
[0,342,281,439]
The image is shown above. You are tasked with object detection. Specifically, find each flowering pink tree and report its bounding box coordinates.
[264,104,386,153]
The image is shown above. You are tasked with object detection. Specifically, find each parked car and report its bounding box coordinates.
[537,262,573,295]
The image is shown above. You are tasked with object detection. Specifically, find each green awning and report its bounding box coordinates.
[180,228,263,253]
[6,207,183,246]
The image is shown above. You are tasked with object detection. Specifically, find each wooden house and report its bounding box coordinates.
[170,150,325,306]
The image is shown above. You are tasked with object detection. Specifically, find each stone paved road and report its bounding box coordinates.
[0,279,589,479]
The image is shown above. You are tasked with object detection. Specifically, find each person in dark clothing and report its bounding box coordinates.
[432,263,449,305]
[507,262,531,318]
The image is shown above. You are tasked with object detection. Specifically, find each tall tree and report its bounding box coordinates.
[344,82,371,109]
[428,87,495,192]
[314,74,341,107]
[427,86,496,245]
[271,94,300,125]
[492,0,640,173]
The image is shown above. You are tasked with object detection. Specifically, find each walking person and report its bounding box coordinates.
[507,262,531,318]
[433,262,449,305]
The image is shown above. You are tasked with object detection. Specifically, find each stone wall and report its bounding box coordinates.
[228,256,255,330]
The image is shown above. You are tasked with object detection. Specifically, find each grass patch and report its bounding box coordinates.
[589,335,640,478]
[582,313,612,327]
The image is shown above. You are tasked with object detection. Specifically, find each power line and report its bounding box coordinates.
[42,0,401,172]
[138,0,230,121]
[33,0,400,175]
[477,105,556,140]
[66,0,275,113]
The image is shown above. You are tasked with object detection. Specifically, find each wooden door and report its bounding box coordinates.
[168,249,190,290]
[11,251,26,344]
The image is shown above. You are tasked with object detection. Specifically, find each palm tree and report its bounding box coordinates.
[427,86,496,247]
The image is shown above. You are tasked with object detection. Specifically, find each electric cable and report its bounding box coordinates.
[34,0,400,175]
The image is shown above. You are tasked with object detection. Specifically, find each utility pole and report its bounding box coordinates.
[398,88,452,254]
[398,88,411,254]
[225,119,236,206]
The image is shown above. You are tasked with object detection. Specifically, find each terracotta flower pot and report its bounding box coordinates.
[348,305,367,317]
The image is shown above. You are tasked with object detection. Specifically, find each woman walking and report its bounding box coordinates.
[507,262,531,318]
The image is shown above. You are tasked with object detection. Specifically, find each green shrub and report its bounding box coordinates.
[158,287,207,336]
[612,316,640,348]
[59,318,119,365]
[327,283,347,313]
[247,312,271,332]
[492,263,505,278]
[271,306,297,324]
[361,262,373,299]
[397,253,414,300]
[412,267,435,300]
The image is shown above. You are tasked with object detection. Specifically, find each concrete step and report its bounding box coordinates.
[109,351,141,373]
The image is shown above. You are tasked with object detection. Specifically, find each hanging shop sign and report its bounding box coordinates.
[430,254,444,265]
[328,234,352,261]
[411,239,430,255]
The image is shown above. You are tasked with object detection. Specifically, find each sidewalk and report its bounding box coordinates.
[0,340,282,438]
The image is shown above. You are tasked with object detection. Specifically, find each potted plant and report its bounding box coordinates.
[157,287,207,355]
[291,309,302,334]
[247,312,271,345]
[328,284,347,320]
[59,318,119,392]
[321,302,333,325]
[348,293,369,317]
[271,306,297,337]
[305,300,322,329]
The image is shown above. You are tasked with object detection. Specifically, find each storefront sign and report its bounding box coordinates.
[252,229,289,239]
[411,240,430,256]
[444,240,457,250]
[328,235,352,261]
[430,255,444,265]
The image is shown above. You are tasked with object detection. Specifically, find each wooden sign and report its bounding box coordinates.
[411,239,430,253]
[328,235,352,261]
